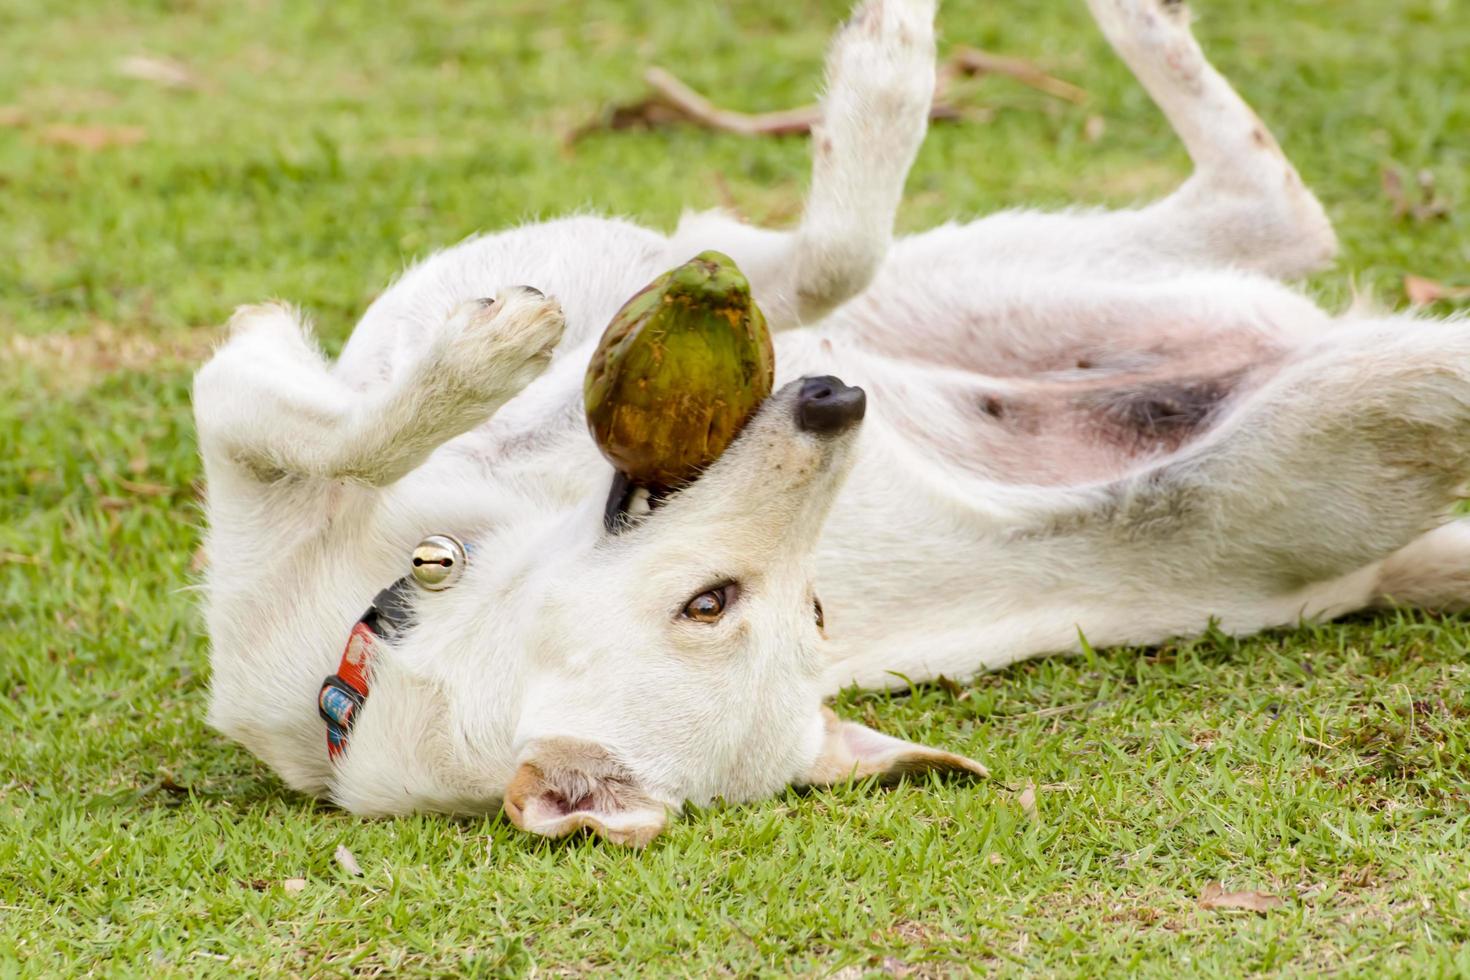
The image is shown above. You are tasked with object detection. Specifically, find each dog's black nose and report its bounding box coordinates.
[795,375,866,435]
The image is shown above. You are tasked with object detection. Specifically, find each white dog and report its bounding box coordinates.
[194,0,1470,845]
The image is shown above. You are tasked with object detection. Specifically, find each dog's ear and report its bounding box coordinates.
[502,737,670,847]
[801,706,989,787]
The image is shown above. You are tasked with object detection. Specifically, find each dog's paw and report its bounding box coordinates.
[438,286,567,399]
[828,0,936,109]
[843,0,938,43]
[821,0,936,161]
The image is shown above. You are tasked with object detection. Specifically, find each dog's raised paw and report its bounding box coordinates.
[825,0,936,144]
[834,0,937,70]
[843,0,937,43]
[438,287,567,397]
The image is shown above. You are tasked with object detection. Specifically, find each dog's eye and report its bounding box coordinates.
[682,583,736,623]
[813,596,825,631]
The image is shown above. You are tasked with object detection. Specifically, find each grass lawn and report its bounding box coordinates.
[3,0,1469,974]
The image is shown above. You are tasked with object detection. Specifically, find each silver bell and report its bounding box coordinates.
[410,534,466,590]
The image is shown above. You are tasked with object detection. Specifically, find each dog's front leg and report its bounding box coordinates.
[194,287,565,486]
[669,0,936,330]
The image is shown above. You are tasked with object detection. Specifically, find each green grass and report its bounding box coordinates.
[3,0,1468,974]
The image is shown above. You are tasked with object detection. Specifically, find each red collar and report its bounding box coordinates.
[317,578,415,761]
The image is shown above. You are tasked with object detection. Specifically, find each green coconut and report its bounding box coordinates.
[584,251,775,487]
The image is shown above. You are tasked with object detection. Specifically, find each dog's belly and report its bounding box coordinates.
[856,337,1283,488]
[810,257,1327,488]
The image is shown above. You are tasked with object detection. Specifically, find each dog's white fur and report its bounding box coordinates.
[195,0,1470,844]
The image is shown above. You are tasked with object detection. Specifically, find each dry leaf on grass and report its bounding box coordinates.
[0,106,26,127]
[334,845,363,877]
[934,674,970,700]
[1406,274,1470,307]
[1016,780,1038,821]
[156,772,189,795]
[888,920,932,944]
[282,877,307,894]
[1199,881,1283,913]
[39,124,146,150]
[117,477,173,497]
[117,55,198,89]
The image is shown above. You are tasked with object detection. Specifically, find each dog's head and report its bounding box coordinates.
[393,376,985,845]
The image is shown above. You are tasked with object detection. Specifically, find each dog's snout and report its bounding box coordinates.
[795,375,866,435]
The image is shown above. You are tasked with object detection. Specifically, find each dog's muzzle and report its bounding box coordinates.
[603,374,868,532]
[795,375,866,435]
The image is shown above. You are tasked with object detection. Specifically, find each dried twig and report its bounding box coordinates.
[939,46,1088,105]
[643,67,822,137]
[570,47,1082,143]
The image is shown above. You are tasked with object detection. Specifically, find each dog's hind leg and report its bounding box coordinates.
[1375,523,1470,613]
[194,288,565,487]
[669,0,936,329]
[1082,0,1338,278]
[1096,319,1470,605]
